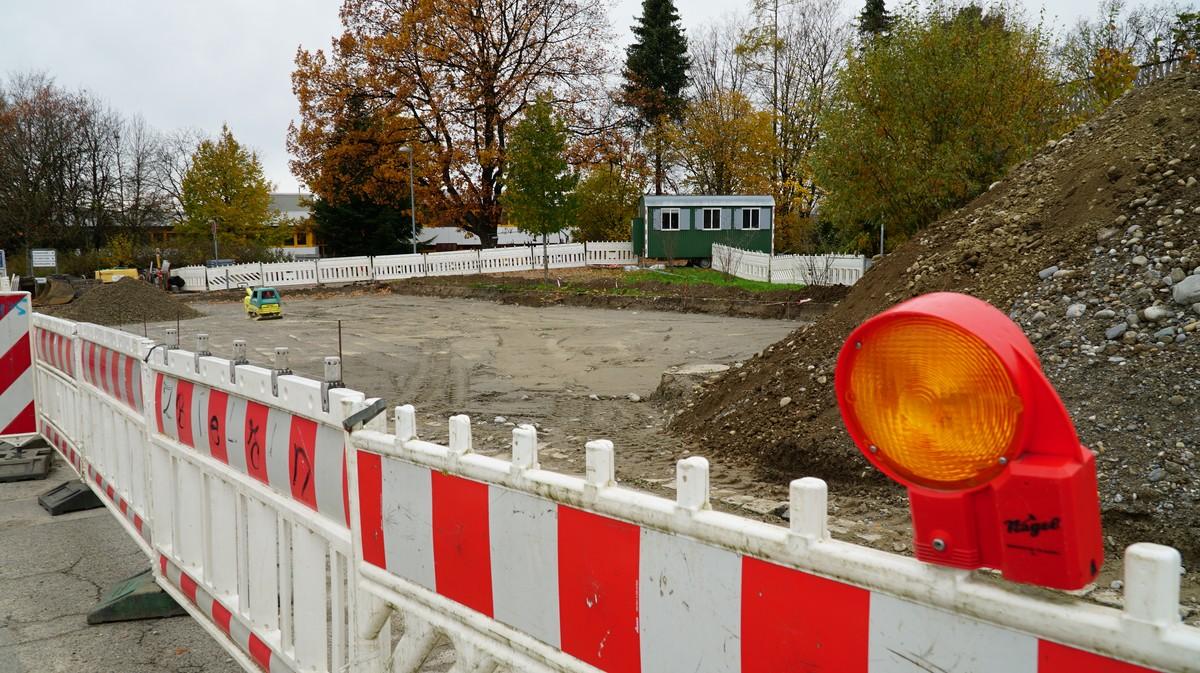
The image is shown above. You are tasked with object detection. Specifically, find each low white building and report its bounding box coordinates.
[269,192,571,255]
[419,225,572,248]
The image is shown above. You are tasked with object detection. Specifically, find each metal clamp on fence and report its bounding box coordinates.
[341,398,387,431]
[194,334,211,373]
[163,327,178,364]
[321,356,344,413]
[229,339,248,383]
[271,347,291,396]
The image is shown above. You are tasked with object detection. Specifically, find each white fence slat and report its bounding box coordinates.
[319,256,372,284]
[207,477,239,599]
[175,459,204,571]
[151,443,175,552]
[263,261,319,288]
[331,551,349,671]
[480,247,533,274]
[246,497,281,632]
[280,518,294,655]
[585,241,638,266]
[426,250,481,277]
[293,523,330,671]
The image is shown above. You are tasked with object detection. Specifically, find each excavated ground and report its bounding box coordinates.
[672,68,1200,608]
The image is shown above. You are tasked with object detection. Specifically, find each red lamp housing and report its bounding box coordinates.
[834,292,1103,590]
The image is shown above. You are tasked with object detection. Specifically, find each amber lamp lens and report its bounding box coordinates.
[846,315,1023,490]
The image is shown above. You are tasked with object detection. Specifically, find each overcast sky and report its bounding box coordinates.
[1,0,1097,193]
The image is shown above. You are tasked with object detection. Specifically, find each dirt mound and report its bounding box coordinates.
[51,277,201,326]
[673,67,1200,562]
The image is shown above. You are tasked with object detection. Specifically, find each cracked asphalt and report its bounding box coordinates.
[0,463,241,673]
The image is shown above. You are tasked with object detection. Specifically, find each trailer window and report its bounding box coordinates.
[702,208,721,230]
[741,209,761,230]
[661,209,680,230]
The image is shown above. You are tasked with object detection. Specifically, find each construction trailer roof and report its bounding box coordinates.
[640,195,775,208]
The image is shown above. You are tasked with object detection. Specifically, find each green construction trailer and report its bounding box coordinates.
[632,194,775,263]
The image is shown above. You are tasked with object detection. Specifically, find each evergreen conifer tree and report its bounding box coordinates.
[622,0,689,194]
[859,0,892,36]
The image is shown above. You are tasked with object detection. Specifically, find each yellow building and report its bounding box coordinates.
[271,193,321,258]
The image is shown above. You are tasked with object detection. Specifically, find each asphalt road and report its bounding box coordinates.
[0,463,241,673]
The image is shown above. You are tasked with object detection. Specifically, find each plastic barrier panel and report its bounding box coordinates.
[144,343,380,673]
[0,292,35,436]
[318,256,372,284]
[712,244,870,286]
[372,253,425,281]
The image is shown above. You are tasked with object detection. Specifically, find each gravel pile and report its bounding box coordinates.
[52,277,201,326]
[672,66,1200,564]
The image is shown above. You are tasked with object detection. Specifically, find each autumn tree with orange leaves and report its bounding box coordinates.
[290,0,611,247]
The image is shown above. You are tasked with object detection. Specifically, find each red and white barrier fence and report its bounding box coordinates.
[28,313,389,673]
[349,410,1200,673]
[0,293,36,435]
[16,308,1200,673]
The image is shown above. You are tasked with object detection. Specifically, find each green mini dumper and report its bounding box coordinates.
[244,286,283,320]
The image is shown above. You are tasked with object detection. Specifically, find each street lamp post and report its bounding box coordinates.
[399,146,417,254]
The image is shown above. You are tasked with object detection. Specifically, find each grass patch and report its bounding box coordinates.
[459,267,805,295]
[623,267,804,292]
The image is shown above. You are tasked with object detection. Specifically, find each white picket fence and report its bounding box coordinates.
[172,242,637,292]
[23,306,1200,673]
[711,244,871,286]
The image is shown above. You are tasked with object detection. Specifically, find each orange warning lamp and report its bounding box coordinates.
[834,292,1103,590]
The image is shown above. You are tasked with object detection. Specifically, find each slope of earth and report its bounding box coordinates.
[672,67,1200,566]
[45,277,201,326]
